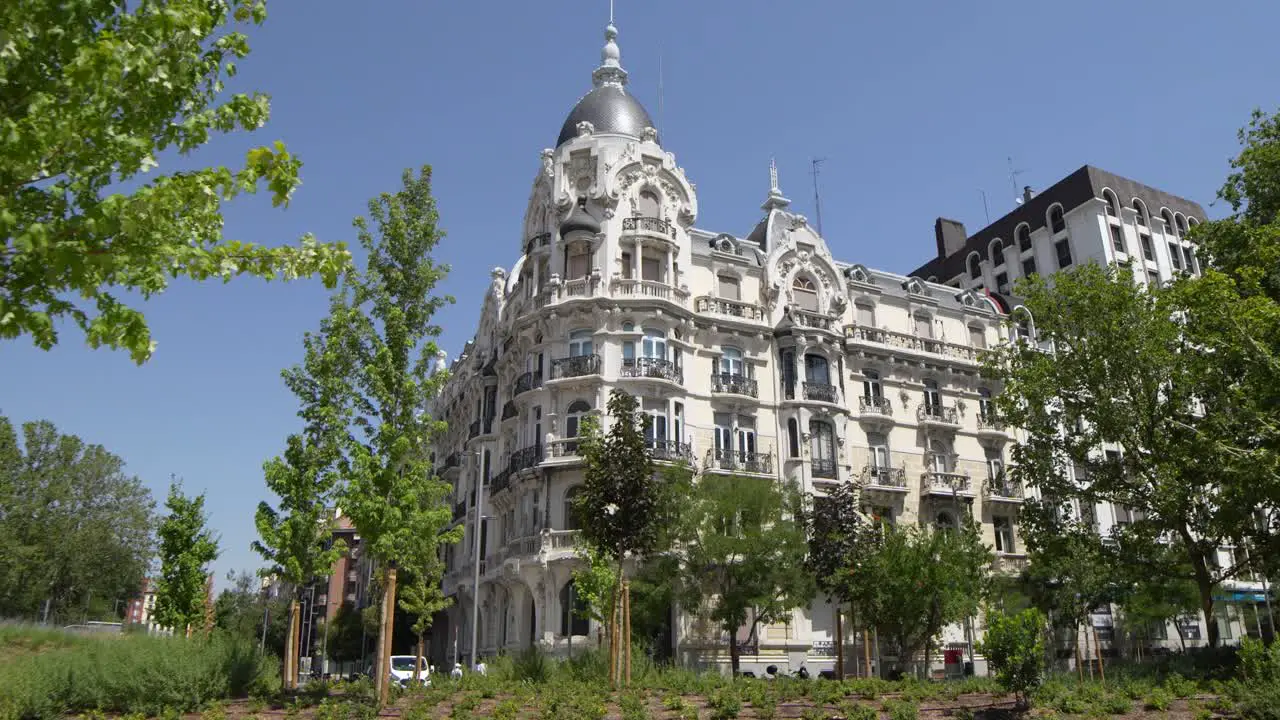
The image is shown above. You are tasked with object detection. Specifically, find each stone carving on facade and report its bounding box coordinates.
[575,120,594,138]
[639,126,658,143]
[540,148,554,178]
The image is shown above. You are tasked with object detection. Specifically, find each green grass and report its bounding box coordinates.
[0,626,278,720]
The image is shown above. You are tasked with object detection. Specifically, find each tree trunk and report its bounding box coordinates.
[623,581,632,687]
[1084,623,1094,680]
[376,566,398,706]
[413,633,424,685]
[1074,627,1083,682]
[1092,625,1105,684]
[728,625,741,675]
[1182,527,1220,648]
[286,598,301,690]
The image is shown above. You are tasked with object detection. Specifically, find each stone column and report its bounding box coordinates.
[665,246,674,286]
[633,237,642,281]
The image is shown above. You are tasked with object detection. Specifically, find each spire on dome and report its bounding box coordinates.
[762,156,791,211]
[592,22,628,88]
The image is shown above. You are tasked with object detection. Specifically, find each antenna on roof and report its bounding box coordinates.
[657,46,664,137]
[811,157,827,237]
[609,0,614,23]
[1007,156,1028,206]
[980,189,991,225]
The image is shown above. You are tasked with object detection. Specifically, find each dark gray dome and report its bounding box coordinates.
[556,85,657,147]
[560,202,601,236]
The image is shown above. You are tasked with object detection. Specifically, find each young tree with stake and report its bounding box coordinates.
[154,482,220,638]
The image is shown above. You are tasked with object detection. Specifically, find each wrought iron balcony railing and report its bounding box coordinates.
[621,215,675,238]
[551,354,601,380]
[803,382,838,403]
[514,371,543,397]
[917,404,959,426]
[860,464,907,489]
[621,357,682,383]
[647,439,692,463]
[508,444,543,473]
[705,448,773,475]
[710,373,758,398]
[858,395,892,416]
[811,458,838,479]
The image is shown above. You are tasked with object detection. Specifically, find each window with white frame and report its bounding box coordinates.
[564,400,590,442]
[737,416,757,457]
[978,387,994,419]
[568,329,593,357]
[805,353,830,385]
[986,447,1005,480]
[642,403,668,445]
[867,431,890,469]
[991,243,1005,266]
[638,189,660,218]
[567,245,591,279]
[809,419,836,466]
[1016,225,1032,252]
[1049,205,1066,234]
[793,276,819,312]
[714,412,732,457]
[862,369,883,401]
[641,328,666,359]
[1133,199,1148,226]
[993,516,1015,553]
[719,347,745,378]
[922,379,941,414]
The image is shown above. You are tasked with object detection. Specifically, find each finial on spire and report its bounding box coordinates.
[762,156,791,211]
[592,18,628,88]
[609,0,614,24]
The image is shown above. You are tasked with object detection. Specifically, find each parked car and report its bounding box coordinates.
[388,655,430,687]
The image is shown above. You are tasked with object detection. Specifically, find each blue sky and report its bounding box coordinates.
[2,1,1276,590]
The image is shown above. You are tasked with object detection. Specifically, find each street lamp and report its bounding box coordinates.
[468,450,487,669]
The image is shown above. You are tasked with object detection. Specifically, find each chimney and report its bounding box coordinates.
[934,217,968,259]
[1023,185,1034,202]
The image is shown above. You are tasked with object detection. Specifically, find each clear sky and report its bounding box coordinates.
[2,1,1277,589]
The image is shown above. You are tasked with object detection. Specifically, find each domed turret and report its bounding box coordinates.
[555,23,658,148]
[559,199,601,237]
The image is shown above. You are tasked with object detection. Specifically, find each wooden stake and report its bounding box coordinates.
[623,581,632,687]
[835,607,845,679]
[377,567,398,707]
[1093,625,1105,684]
[608,596,619,689]
[1074,626,1083,683]
[864,628,872,679]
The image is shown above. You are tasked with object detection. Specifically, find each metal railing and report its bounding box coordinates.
[985,475,1023,500]
[468,420,480,440]
[621,357,682,383]
[514,371,543,396]
[705,448,774,475]
[710,373,758,398]
[917,404,959,425]
[501,401,518,420]
[803,382,838,403]
[694,296,766,321]
[922,470,972,494]
[811,458,838,479]
[648,439,692,462]
[860,464,907,489]
[843,325,979,363]
[490,468,512,494]
[544,438,583,458]
[451,501,467,522]
[621,216,675,238]
[977,413,1006,432]
[551,354,601,380]
[858,395,892,416]
[508,444,542,473]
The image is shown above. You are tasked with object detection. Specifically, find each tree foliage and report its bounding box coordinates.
[985,261,1266,647]
[0,415,155,621]
[979,607,1046,707]
[1016,500,1126,632]
[212,569,287,649]
[153,481,219,634]
[0,0,350,362]
[676,473,814,673]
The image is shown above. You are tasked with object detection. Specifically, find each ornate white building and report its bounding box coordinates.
[427,22,1036,677]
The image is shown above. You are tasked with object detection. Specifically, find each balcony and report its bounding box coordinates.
[843,325,979,364]
[622,215,675,239]
[922,470,974,496]
[524,232,552,254]
[550,354,601,380]
[977,413,1011,439]
[860,464,907,491]
[695,296,766,323]
[621,357,682,384]
[508,444,543,474]
[710,373,758,398]
[811,458,838,479]
[544,437,583,460]
[490,468,512,495]
[452,501,467,522]
[705,448,773,475]
[501,400,518,421]
[792,310,837,331]
[916,404,960,428]
[857,395,893,420]
[514,371,543,397]
[610,278,689,306]
[648,439,692,463]
[985,475,1023,502]
[994,554,1029,575]
[468,420,480,440]
[802,382,839,403]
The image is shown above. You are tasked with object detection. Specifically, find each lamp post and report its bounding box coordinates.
[469,450,486,668]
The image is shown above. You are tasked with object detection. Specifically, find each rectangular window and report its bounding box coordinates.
[1169,243,1183,270]
[1022,257,1036,277]
[718,274,741,300]
[862,369,882,400]
[780,349,796,399]
[913,314,932,338]
[568,251,590,279]
[1110,225,1125,253]
[969,326,986,349]
[856,303,875,327]
[1183,247,1195,273]
[1140,234,1154,261]
[1147,270,1160,286]
[713,412,732,454]
[641,256,662,282]
[737,416,757,456]
[620,251,633,279]
[1055,238,1073,269]
[995,272,1009,293]
[866,431,889,469]
[994,516,1015,553]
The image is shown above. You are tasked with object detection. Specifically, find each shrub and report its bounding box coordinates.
[1144,687,1173,711]
[978,607,1046,707]
[1097,694,1131,715]
[620,691,649,720]
[882,698,919,720]
[492,699,520,720]
[841,702,878,720]
[0,630,277,720]
[707,687,742,720]
[1229,637,1280,720]
[511,646,550,684]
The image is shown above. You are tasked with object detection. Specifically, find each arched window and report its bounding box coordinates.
[804,353,830,385]
[809,419,836,478]
[1161,208,1175,235]
[787,418,800,458]
[792,276,819,312]
[564,399,591,443]
[563,485,584,531]
[719,346,744,378]
[1103,189,1120,217]
[568,329,593,357]
[1175,213,1188,236]
[1013,309,1034,341]
[1132,199,1148,226]
[990,241,1005,267]
[641,328,666,359]
[560,579,590,637]
[1187,217,1199,228]
[1016,224,1032,252]
[1048,204,1066,234]
[968,254,982,279]
[638,189,660,218]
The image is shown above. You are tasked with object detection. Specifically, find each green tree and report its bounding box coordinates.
[253,314,353,688]
[0,415,155,622]
[325,601,366,665]
[676,473,814,674]
[979,608,1046,708]
[574,389,673,685]
[829,521,990,678]
[154,481,220,636]
[397,525,460,683]
[985,262,1263,647]
[322,166,455,704]
[0,0,350,363]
